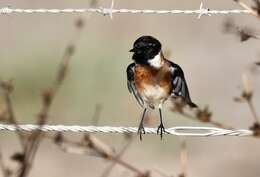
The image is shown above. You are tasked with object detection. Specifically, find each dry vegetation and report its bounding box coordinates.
[0,0,260,177]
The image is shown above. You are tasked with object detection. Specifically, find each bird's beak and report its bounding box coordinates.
[129,48,135,52]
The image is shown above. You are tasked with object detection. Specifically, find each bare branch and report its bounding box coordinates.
[223,19,260,42]
[0,148,11,177]
[234,73,260,135]
[171,100,234,130]
[99,137,134,177]
[179,139,187,177]
[153,168,174,177]
[234,0,260,18]
[0,80,26,149]
[18,8,86,177]
[50,133,148,177]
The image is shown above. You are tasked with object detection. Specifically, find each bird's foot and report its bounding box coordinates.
[137,124,146,140]
[157,123,166,140]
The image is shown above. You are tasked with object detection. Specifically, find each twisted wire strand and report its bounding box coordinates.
[0,2,250,19]
[0,124,253,137]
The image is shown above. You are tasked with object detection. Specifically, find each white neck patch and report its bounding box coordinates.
[148,52,162,68]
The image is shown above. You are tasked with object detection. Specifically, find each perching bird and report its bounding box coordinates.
[127,36,197,140]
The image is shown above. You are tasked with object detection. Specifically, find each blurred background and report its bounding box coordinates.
[0,0,260,177]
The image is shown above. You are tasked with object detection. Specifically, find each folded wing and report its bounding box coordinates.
[169,61,197,108]
[126,63,144,107]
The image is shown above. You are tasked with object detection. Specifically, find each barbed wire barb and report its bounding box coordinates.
[197,2,211,19]
[0,124,254,137]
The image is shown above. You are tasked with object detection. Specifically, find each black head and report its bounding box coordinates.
[129,36,161,64]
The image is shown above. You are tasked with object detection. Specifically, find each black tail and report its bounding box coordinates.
[187,101,197,108]
[183,82,197,108]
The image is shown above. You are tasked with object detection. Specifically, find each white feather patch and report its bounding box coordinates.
[148,53,162,68]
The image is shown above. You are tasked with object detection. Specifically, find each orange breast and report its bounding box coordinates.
[135,64,172,96]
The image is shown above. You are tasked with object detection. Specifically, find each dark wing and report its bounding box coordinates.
[126,63,144,107]
[169,61,197,108]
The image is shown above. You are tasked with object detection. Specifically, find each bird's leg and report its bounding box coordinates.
[138,108,147,140]
[157,108,166,139]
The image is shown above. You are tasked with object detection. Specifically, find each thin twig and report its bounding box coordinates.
[0,81,26,149]
[51,133,147,177]
[99,137,133,177]
[171,104,234,130]
[109,156,148,176]
[18,10,84,177]
[0,148,11,177]
[84,134,148,176]
[247,99,259,122]
[234,72,260,135]
[179,139,187,177]
[223,19,260,41]
[234,0,260,18]
[153,168,173,177]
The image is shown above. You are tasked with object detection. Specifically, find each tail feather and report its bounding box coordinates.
[188,101,197,108]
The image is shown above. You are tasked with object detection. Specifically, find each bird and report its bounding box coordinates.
[126,35,197,140]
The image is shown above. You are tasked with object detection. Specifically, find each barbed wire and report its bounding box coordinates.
[0,2,251,19]
[0,124,254,137]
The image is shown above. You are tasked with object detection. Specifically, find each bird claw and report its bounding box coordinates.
[137,124,145,140]
[157,123,166,139]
